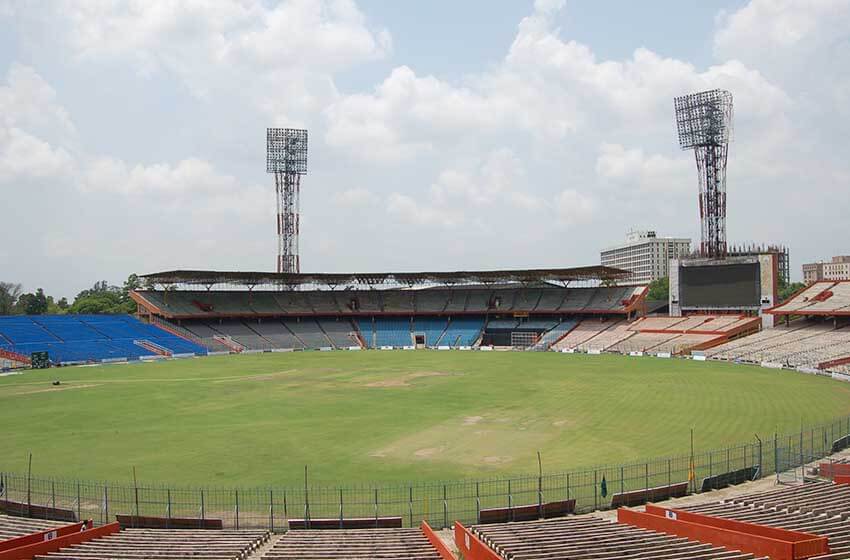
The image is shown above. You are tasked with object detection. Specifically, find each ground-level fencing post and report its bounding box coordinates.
[442,485,448,529]
[76,482,81,523]
[235,490,240,530]
[200,490,205,521]
[103,485,109,525]
[409,487,413,528]
[270,490,274,532]
[475,482,480,525]
[620,466,624,496]
[594,471,598,511]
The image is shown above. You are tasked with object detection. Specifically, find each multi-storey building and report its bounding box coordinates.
[601,230,691,285]
[803,256,850,284]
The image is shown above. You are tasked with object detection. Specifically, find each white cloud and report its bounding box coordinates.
[0,127,74,182]
[554,189,597,227]
[331,187,378,207]
[595,143,690,194]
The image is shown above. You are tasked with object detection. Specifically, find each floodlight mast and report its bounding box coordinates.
[674,89,733,258]
[266,128,308,274]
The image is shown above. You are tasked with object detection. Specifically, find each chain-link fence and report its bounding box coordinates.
[3,415,849,530]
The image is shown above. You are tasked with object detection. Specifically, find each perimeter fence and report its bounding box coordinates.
[3,414,850,530]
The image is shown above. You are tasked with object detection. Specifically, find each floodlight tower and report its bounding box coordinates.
[674,89,733,258]
[266,128,308,273]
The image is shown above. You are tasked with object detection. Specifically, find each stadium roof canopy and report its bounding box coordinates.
[140,266,631,289]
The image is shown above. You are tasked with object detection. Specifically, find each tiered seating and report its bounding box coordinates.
[551,319,613,350]
[681,481,850,557]
[437,317,484,347]
[382,291,414,312]
[283,318,332,349]
[770,281,850,315]
[273,292,314,314]
[559,288,596,311]
[318,318,357,348]
[707,321,850,367]
[236,320,304,350]
[306,293,340,314]
[443,291,467,312]
[470,515,763,560]
[412,317,448,346]
[0,315,206,364]
[531,319,577,350]
[577,321,633,351]
[608,331,680,353]
[486,319,519,330]
[372,317,412,347]
[36,528,269,560]
[535,290,566,312]
[203,320,272,350]
[629,316,690,331]
[136,285,648,317]
[465,290,491,312]
[264,528,440,560]
[357,319,375,348]
[0,514,65,540]
[415,291,449,313]
[650,333,721,354]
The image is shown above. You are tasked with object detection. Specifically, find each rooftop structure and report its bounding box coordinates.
[601,230,691,285]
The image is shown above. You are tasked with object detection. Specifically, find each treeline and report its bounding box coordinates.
[0,274,144,316]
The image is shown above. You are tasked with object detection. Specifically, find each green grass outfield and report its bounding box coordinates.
[2,350,850,487]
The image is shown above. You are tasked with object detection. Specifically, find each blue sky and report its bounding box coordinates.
[0,0,848,298]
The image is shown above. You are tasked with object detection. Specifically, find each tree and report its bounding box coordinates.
[69,274,139,314]
[778,280,806,303]
[16,288,49,315]
[647,276,669,302]
[0,282,22,315]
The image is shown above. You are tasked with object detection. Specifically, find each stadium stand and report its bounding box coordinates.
[577,320,633,351]
[372,317,413,347]
[530,319,578,350]
[437,317,484,347]
[264,528,441,560]
[551,319,614,350]
[318,318,359,348]
[133,285,647,318]
[769,280,850,316]
[0,514,65,540]
[35,528,269,560]
[412,317,448,347]
[707,320,850,368]
[680,481,850,557]
[0,315,206,364]
[283,318,332,349]
[608,331,681,353]
[468,515,762,560]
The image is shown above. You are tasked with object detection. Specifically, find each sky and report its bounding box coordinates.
[1,0,848,298]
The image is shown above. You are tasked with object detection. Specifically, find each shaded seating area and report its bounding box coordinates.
[264,528,442,560]
[36,528,269,560]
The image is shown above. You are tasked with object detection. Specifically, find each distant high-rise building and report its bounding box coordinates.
[601,230,691,285]
[802,256,850,284]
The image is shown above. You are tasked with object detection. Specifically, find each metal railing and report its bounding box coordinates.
[2,415,849,530]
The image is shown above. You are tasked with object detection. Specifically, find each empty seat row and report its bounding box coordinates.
[264,528,441,560]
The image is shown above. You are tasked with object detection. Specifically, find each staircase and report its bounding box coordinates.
[134,339,172,357]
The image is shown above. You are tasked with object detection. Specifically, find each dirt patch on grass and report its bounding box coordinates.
[483,456,513,465]
[365,371,453,388]
[6,384,101,396]
[552,419,576,428]
[414,447,445,458]
[463,416,483,425]
[213,370,297,383]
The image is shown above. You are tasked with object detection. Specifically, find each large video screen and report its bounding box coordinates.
[680,262,760,308]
